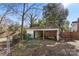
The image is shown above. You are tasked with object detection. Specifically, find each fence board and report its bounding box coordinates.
[62,32,79,40]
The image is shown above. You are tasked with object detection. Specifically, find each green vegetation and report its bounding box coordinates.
[22,33,33,40]
[26,34,33,40]
[43,3,69,32]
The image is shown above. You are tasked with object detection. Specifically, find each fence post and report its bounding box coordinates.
[6,36,11,55]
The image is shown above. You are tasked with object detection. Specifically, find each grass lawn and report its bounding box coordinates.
[10,39,78,56]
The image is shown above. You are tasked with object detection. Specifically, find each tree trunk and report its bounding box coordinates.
[21,4,26,40]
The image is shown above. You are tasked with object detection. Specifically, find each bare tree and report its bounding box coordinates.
[0,4,16,24]
[15,3,42,40]
[0,3,44,40]
[0,4,18,55]
[21,4,26,40]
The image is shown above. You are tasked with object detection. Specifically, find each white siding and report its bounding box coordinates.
[71,23,77,32]
[26,29,34,38]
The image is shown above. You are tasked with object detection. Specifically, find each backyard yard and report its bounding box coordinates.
[0,3,79,56]
[10,39,79,56]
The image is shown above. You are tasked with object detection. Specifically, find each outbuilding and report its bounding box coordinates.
[26,28,59,41]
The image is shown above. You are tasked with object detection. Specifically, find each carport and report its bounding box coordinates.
[26,28,59,41]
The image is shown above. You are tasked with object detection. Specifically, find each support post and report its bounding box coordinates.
[43,30,44,40]
[57,29,59,41]
[34,31,35,39]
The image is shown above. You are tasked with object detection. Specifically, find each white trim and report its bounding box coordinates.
[26,28,59,31]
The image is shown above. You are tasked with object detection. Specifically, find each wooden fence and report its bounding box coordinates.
[62,32,79,40]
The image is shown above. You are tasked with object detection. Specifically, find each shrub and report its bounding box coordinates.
[26,34,33,40]
[22,33,33,40]
[22,33,27,40]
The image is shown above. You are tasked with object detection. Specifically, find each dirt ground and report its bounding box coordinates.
[10,39,79,56]
[67,40,79,55]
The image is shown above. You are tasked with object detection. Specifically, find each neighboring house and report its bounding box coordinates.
[71,18,79,32]
[71,21,78,32]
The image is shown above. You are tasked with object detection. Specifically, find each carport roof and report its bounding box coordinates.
[26,28,59,31]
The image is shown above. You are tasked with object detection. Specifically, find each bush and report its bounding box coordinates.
[23,33,33,40]
[26,34,33,40]
[22,33,27,40]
